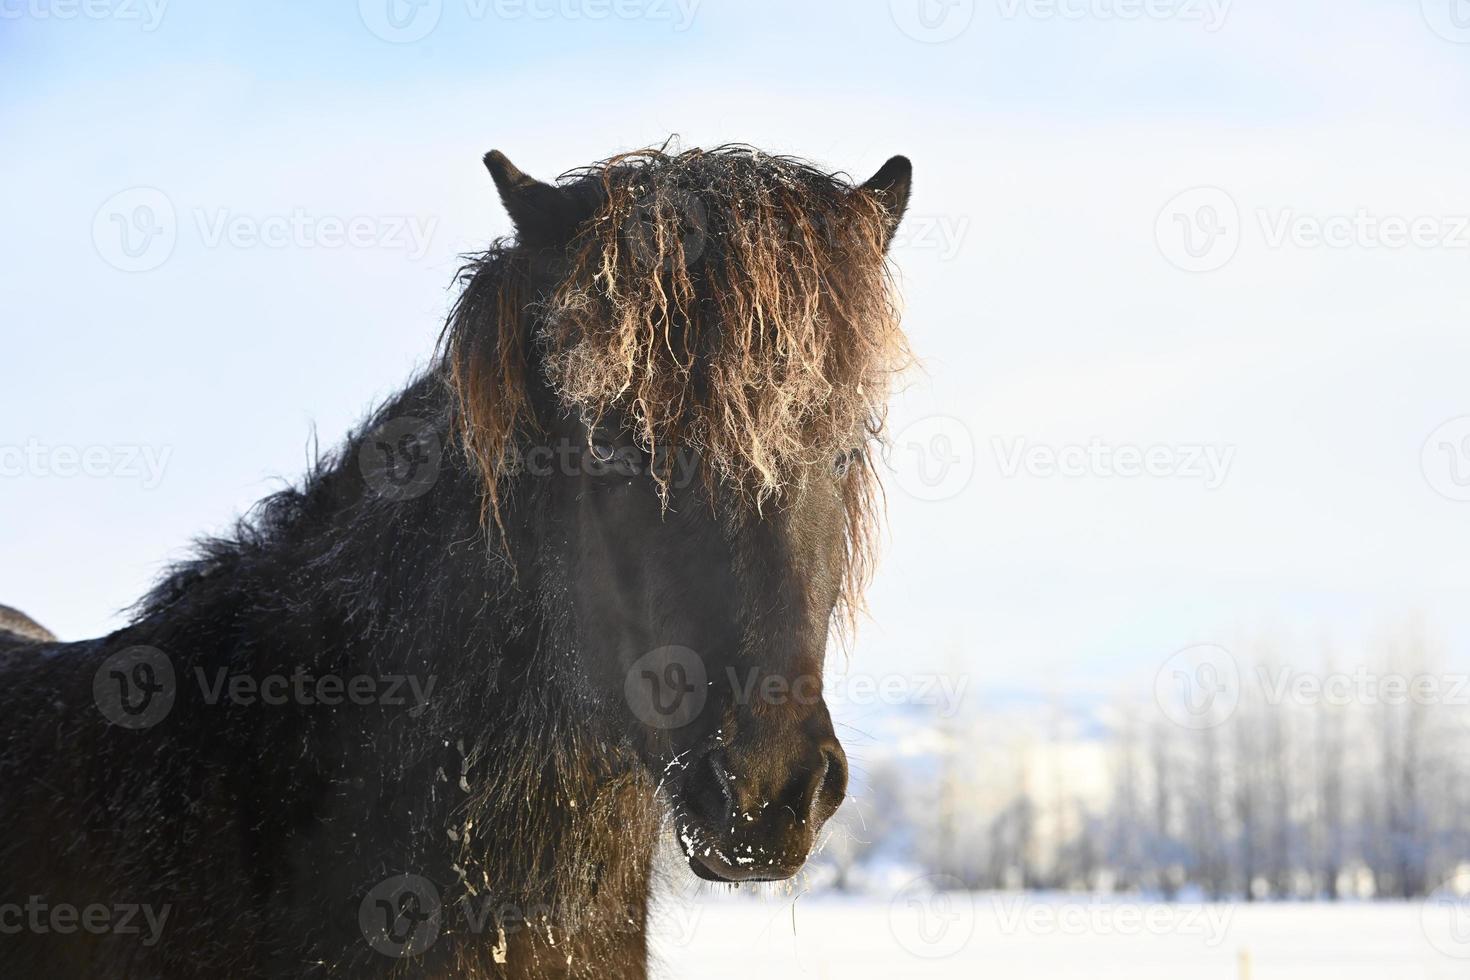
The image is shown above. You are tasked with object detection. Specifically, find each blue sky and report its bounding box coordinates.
[4,0,1470,710]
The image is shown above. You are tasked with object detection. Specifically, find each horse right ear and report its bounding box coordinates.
[857,155,913,245]
[484,150,581,247]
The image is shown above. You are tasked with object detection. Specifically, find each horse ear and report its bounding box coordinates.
[484,150,580,247]
[857,155,912,244]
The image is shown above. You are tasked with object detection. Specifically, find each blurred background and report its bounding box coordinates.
[5,0,1470,976]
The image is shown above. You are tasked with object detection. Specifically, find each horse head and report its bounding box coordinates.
[444,144,912,883]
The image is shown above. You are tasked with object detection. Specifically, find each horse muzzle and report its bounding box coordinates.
[670,720,848,883]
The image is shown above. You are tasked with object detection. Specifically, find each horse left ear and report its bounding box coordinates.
[484,149,582,247]
[857,155,912,243]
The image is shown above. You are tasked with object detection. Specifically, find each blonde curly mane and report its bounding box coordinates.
[443,145,910,627]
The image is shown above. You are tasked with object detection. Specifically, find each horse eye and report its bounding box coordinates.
[589,441,617,464]
[833,449,862,477]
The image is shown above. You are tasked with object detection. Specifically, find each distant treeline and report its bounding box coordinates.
[818,625,1466,900]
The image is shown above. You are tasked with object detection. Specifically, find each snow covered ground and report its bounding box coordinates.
[649,891,1460,979]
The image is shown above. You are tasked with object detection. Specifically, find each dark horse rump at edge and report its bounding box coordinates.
[0,144,913,979]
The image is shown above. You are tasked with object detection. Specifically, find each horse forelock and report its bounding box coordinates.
[442,145,911,628]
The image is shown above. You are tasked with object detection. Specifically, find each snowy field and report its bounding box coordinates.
[649,892,1460,979]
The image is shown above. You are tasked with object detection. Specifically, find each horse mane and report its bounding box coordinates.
[112,380,660,971]
[441,144,910,633]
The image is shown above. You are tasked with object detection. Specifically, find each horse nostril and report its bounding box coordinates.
[815,745,848,815]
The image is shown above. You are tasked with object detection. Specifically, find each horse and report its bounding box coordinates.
[0,143,913,978]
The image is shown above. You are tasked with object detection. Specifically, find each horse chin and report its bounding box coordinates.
[685,848,801,884]
[672,808,806,884]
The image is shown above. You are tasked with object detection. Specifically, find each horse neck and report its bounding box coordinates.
[129,372,659,924]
